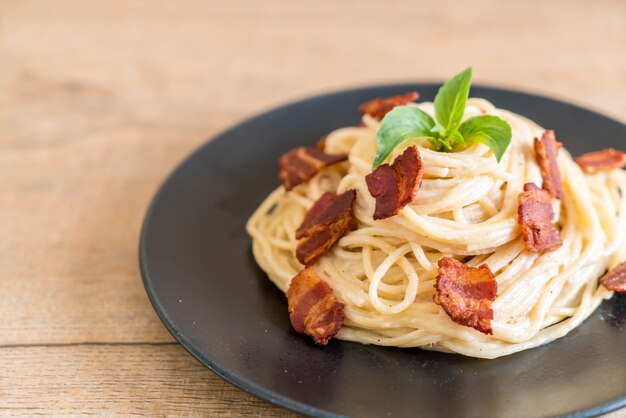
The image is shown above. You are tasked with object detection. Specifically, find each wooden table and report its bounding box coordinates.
[1,1,625,416]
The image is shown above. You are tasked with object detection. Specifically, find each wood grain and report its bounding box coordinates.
[0,0,624,416]
[0,344,297,417]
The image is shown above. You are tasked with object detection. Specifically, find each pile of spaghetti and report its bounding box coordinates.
[247,72,626,359]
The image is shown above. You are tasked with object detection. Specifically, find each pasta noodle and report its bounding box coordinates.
[246,98,626,359]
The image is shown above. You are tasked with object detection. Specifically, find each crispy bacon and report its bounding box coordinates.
[600,262,626,294]
[296,190,357,266]
[358,91,419,120]
[534,130,564,199]
[365,146,423,220]
[286,267,345,345]
[518,183,563,253]
[279,147,348,191]
[365,165,398,219]
[315,135,328,151]
[575,149,626,174]
[433,257,498,335]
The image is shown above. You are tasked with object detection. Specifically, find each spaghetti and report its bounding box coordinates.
[246,97,626,359]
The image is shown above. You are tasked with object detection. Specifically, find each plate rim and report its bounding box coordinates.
[139,83,626,418]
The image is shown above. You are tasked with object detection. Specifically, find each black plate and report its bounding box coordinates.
[140,84,626,418]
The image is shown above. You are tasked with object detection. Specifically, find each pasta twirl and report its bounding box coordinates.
[246,98,626,359]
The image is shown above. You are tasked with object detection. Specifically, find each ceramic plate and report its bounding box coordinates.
[140,84,626,418]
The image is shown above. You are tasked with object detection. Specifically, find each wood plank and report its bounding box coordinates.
[0,127,202,344]
[0,344,298,416]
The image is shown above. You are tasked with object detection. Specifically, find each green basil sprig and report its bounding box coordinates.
[372,67,512,169]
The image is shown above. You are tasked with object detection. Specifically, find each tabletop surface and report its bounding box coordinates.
[1,1,625,416]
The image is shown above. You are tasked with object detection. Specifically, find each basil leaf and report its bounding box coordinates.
[458,115,512,162]
[433,67,472,136]
[449,130,465,147]
[373,106,435,169]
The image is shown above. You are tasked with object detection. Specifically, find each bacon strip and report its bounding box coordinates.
[279,147,348,191]
[600,262,626,294]
[315,135,328,151]
[296,190,357,266]
[286,267,345,345]
[518,183,563,253]
[434,257,498,335]
[358,91,419,120]
[365,146,423,220]
[534,130,564,199]
[575,148,626,174]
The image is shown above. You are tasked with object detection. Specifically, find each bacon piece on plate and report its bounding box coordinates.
[296,189,357,266]
[534,130,564,199]
[365,146,423,220]
[575,149,626,174]
[365,164,398,220]
[279,147,348,191]
[600,262,626,294]
[434,257,498,335]
[358,91,419,120]
[315,135,328,151]
[286,267,345,345]
[518,183,563,253]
